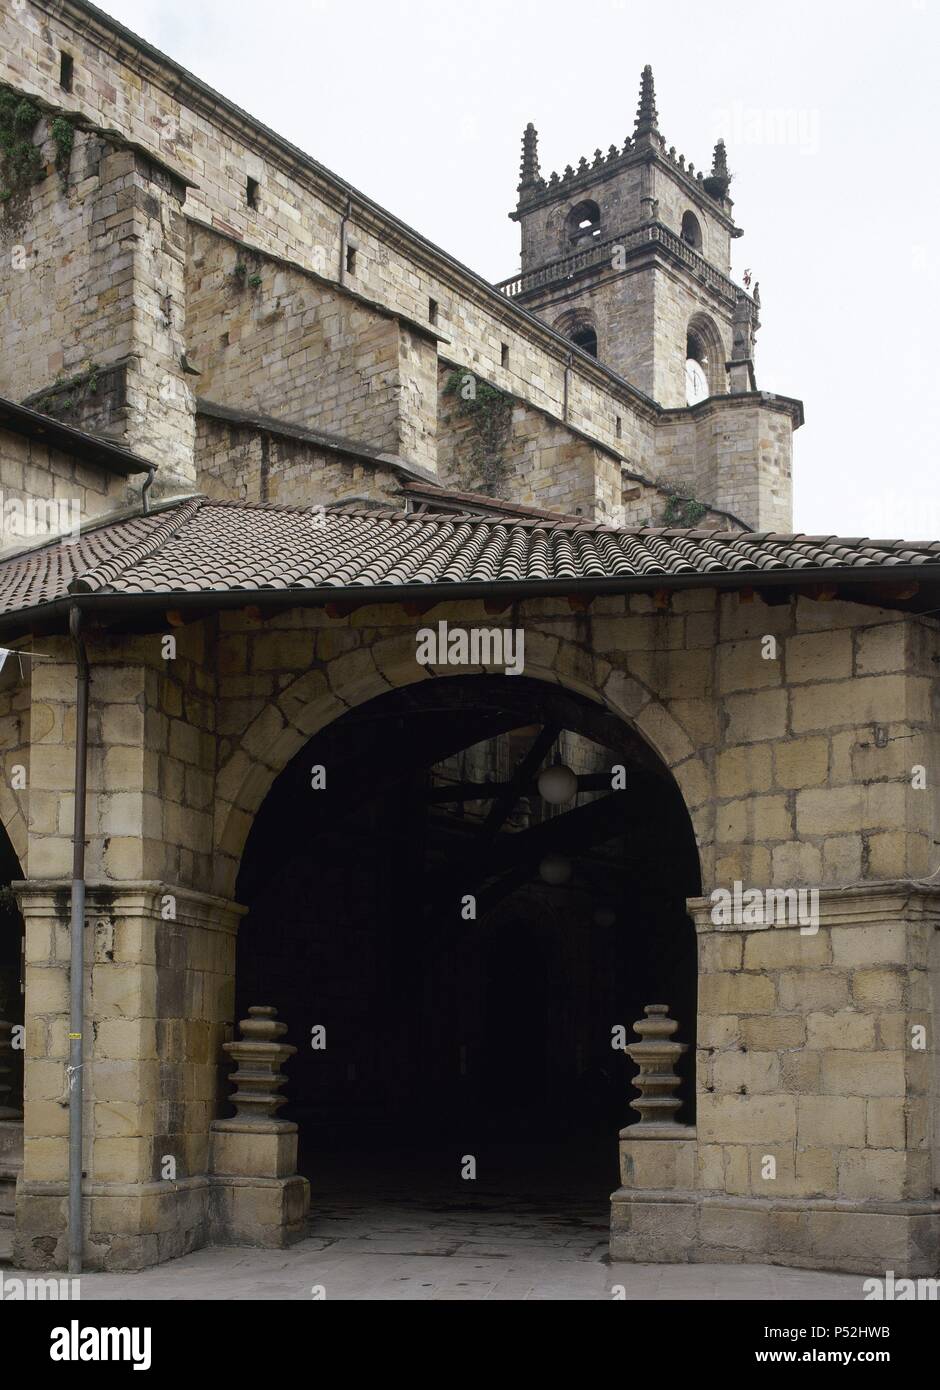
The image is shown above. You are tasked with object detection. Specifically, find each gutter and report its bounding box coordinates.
[0,562,933,642]
[67,604,90,1276]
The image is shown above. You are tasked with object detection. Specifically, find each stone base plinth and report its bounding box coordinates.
[13,1177,210,1271]
[207,1173,309,1248]
[610,1188,940,1276]
[210,1122,298,1180]
[619,1127,696,1189]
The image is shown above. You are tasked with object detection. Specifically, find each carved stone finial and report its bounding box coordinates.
[704,139,731,200]
[221,1005,296,1131]
[518,122,541,193]
[622,1004,687,1130]
[634,65,659,138]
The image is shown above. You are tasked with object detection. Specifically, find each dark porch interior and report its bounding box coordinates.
[234,675,700,1216]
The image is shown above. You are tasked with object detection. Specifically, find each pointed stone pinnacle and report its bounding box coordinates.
[635,64,659,137]
[704,137,732,200]
[518,122,541,191]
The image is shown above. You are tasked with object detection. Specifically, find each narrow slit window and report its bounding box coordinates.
[59,52,74,92]
[346,244,357,276]
[428,297,439,326]
[500,342,509,369]
[246,177,259,209]
[616,416,622,439]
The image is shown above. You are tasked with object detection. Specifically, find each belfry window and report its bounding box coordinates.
[571,326,598,358]
[685,327,710,405]
[566,200,601,245]
[681,211,703,250]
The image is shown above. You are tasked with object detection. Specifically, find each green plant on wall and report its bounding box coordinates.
[51,116,75,180]
[0,87,43,217]
[443,370,514,497]
[660,486,708,528]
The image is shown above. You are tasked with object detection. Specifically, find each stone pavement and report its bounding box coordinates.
[4,1193,867,1300]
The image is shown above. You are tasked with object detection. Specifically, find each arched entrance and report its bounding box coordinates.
[233,675,700,1239]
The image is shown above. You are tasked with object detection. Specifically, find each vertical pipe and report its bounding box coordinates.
[67,604,89,1276]
[141,466,155,515]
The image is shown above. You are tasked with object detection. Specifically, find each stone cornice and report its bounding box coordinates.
[514,147,740,237]
[13,878,246,930]
[660,390,805,431]
[688,880,940,933]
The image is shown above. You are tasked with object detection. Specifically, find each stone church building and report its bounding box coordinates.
[0,0,937,1281]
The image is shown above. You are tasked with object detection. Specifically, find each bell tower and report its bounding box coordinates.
[502,67,760,410]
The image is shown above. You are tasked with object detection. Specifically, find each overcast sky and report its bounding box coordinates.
[96,0,940,537]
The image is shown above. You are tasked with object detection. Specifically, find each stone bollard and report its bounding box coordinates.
[208,1006,310,1248]
[622,1003,687,1132]
[610,1004,697,1263]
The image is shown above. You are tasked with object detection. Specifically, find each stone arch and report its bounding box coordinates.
[0,781,27,872]
[681,209,704,252]
[212,625,712,899]
[564,199,602,246]
[687,310,727,398]
[552,307,599,359]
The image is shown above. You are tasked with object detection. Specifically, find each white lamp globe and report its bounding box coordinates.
[537,763,578,805]
[539,853,572,885]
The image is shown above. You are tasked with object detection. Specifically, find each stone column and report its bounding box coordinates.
[208,1006,309,1248]
[12,880,243,1271]
[686,883,940,1276]
[610,1005,697,1262]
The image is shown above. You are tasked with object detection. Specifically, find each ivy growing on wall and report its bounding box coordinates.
[51,116,75,179]
[443,370,514,497]
[660,486,708,528]
[0,87,43,215]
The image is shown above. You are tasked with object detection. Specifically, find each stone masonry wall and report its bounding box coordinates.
[0,424,132,550]
[0,116,195,493]
[436,363,619,521]
[5,582,937,1269]
[655,397,795,533]
[195,417,403,508]
[0,1,662,467]
[186,225,411,463]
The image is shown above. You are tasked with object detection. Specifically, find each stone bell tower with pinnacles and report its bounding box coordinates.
[504,66,761,411]
[498,65,800,532]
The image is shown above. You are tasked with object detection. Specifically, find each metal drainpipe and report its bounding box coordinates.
[67,603,89,1275]
[141,466,155,515]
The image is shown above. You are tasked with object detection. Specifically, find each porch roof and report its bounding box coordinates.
[0,495,939,631]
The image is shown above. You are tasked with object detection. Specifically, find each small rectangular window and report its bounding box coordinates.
[346,244,357,276]
[246,176,259,209]
[500,342,509,369]
[59,52,74,92]
[428,297,439,326]
[616,416,622,439]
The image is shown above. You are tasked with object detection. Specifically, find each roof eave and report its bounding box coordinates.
[0,562,934,640]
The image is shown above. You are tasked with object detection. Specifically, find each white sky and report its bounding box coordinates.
[96,0,940,538]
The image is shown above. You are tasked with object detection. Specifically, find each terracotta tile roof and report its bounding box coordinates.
[0,496,939,619]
